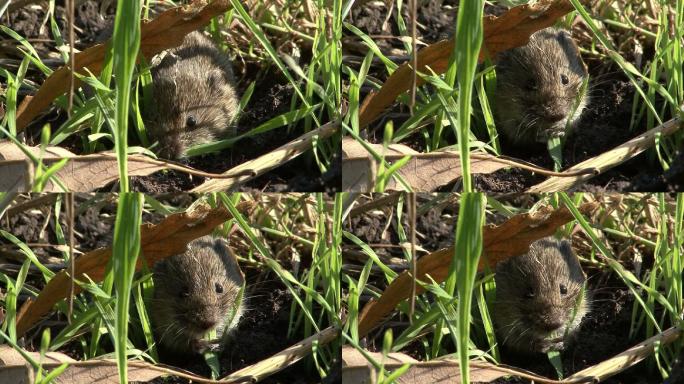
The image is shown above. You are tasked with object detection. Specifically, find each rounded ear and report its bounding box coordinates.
[558,239,574,257]
[213,238,245,285]
[151,76,178,98]
[495,49,513,69]
[556,29,573,45]
[206,71,225,92]
[152,258,168,279]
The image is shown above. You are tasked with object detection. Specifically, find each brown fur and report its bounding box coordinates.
[150,235,244,354]
[145,31,239,159]
[494,28,588,145]
[493,237,588,353]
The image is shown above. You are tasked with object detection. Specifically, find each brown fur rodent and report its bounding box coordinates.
[150,235,244,354]
[145,31,239,159]
[493,237,588,353]
[494,27,589,145]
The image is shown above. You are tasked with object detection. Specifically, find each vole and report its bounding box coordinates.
[150,235,244,354]
[145,31,240,159]
[493,28,589,145]
[493,237,588,353]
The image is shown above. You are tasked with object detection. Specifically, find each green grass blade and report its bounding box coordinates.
[112,193,144,384]
[111,1,142,192]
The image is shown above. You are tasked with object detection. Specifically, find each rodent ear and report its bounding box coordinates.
[212,237,231,255]
[558,239,574,256]
[152,258,169,277]
[555,30,573,45]
[213,238,245,282]
[153,76,177,95]
[206,72,224,92]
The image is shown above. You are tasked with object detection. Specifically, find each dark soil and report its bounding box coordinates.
[154,272,319,384]
[0,195,321,384]
[1,1,339,193]
[492,271,656,384]
[343,196,667,383]
[346,1,684,193]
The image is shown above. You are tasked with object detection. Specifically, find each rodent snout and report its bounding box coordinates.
[536,307,567,332]
[540,104,567,123]
[157,136,185,159]
[538,316,565,332]
[189,311,221,333]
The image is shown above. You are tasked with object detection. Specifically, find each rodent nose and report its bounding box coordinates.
[542,106,566,123]
[159,138,184,159]
[540,317,564,332]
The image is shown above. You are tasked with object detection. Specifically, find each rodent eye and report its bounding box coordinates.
[186,115,197,128]
[179,286,190,298]
[526,79,537,91]
[561,74,569,85]
[560,284,568,295]
[215,282,224,294]
[524,289,535,299]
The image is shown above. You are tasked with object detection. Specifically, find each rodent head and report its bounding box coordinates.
[493,237,588,353]
[494,28,588,145]
[151,236,244,353]
[146,43,238,160]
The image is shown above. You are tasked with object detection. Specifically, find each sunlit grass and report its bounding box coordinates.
[341,192,683,381]
[342,0,684,189]
[0,192,339,382]
[0,0,340,189]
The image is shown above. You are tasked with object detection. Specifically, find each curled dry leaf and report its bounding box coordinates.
[358,0,575,128]
[0,142,255,191]
[342,346,559,384]
[342,137,507,191]
[16,0,231,131]
[0,327,341,383]
[342,327,682,384]
[342,137,569,192]
[0,345,164,384]
[357,201,599,337]
[15,199,256,337]
[191,120,340,192]
[0,142,163,191]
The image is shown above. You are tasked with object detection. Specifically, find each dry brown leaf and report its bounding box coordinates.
[0,159,32,191]
[341,346,562,384]
[358,0,575,128]
[0,345,211,383]
[0,327,342,383]
[527,117,682,192]
[357,201,599,337]
[16,0,231,131]
[0,142,164,191]
[0,345,166,383]
[342,137,508,191]
[342,137,593,191]
[16,200,256,337]
[342,326,682,384]
[191,120,340,192]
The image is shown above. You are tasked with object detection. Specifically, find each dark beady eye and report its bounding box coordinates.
[186,115,197,128]
[560,284,568,295]
[179,286,190,298]
[526,78,538,90]
[215,282,224,294]
[524,289,535,299]
[561,74,569,85]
